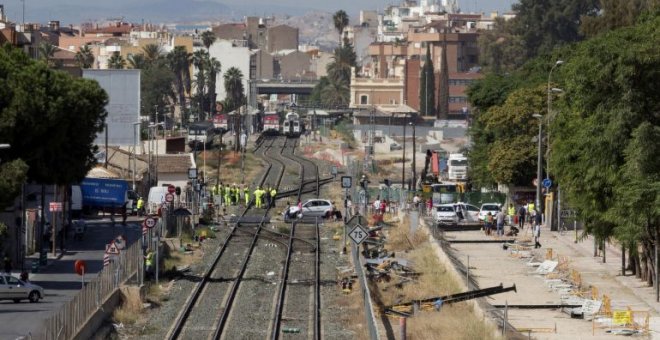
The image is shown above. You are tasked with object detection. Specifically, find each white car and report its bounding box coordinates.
[478,203,502,221]
[435,204,458,224]
[455,202,480,221]
[0,275,45,303]
[301,199,335,217]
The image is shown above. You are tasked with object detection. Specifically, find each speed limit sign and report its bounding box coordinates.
[144,217,157,229]
[349,224,369,245]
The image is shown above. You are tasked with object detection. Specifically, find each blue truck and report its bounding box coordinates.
[80,178,137,215]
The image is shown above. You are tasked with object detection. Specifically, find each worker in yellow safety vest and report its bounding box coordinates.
[234,185,240,204]
[137,197,145,216]
[270,188,277,208]
[507,204,515,225]
[224,185,231,206]
[145,250,154,277]
[244,186,250,205]
[254,187,263,208]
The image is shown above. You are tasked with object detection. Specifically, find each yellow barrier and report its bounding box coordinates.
[592,309,649,335]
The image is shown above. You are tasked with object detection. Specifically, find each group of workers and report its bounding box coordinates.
[210,183,277,209]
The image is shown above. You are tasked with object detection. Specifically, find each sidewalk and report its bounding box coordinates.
[440,222,660,339]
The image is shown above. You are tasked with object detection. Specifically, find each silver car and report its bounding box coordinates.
[0,274,45,303]
[301,199,334,217]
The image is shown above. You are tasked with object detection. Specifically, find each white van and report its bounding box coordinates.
[71,185,82,217]
[147,186,169,215]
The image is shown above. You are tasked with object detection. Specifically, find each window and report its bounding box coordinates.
[436,206,454,212]
[360,95,368,105]
[449,96,468,103]
[6,276,20,285]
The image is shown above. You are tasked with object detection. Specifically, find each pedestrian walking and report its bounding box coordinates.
[534,210,542,248]
[373,197,381,215]
[3,255,12,274]
[496,208,505,237]
[518,205,526,230]
[484,212,494,236]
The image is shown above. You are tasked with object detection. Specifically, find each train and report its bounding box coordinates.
[263,111,280,135]
[283,112,302,137]
[212,112,239,132]
[187,121,217,148]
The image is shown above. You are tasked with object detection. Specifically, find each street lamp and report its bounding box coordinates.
[532,114,543,214]
[402,116,406,191]
[132,122,141,192]
[410,121,416,191]
[547,59,564,177]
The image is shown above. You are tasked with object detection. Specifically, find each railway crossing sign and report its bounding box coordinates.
[349,224,369,245]
[144,217,157,229]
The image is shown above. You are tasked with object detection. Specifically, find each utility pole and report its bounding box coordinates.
[411,122,416,191]
[402,118,406,191]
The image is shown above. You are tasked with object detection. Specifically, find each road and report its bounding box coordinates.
[0,217,143,340]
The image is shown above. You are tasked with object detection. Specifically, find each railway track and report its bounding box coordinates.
[167,135,323,340]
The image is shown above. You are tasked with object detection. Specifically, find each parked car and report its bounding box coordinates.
[455,202,480,221]
[301,199,335,217]
[0,275,45,303]
[390,143,403,151]
[478,203,502,221]
[435,204,458,224]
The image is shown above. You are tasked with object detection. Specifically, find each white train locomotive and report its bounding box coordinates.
[283,112,302,137]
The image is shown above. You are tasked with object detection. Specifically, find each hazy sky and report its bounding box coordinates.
[2,0,519,23]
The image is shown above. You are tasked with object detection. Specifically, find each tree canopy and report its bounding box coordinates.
[0,44,108,199]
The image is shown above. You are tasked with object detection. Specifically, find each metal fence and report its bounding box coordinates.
[41,238,143,340]
[352,243,381,340]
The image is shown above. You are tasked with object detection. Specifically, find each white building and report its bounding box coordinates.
[204,39,251,104]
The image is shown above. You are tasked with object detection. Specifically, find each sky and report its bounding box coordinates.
[2,0,519,23]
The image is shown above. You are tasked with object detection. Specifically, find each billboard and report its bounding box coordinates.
[83,70,140,146]
[80,178,128,207]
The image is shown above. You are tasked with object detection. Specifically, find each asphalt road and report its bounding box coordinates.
[0,217,143,340]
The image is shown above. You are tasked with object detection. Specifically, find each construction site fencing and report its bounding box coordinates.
[40,238,143,340]
[352,243,381,340]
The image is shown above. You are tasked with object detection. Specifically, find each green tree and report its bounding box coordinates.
[509,0,599,60]
[75,44,95,69]
[0,44,108,187]
[192,50,209,119]
[321,79,350,106]
[167,46,192,125]
[580,0,660,37]
[201,31,216,51]
[38,42,57,67]
[223,67,244,113]
[437,37,449,119]
[309,76,330,105]
[419,44,435,116]
[107,52,125,69]
[551,13,660,282]
[127,53,147,69]
[477,17,526,73]
[206,57,221,116]
[142,44,163,64]
[141,60,176,123]
[333,10,349,45]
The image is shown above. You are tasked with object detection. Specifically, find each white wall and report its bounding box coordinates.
[204,40,251,104]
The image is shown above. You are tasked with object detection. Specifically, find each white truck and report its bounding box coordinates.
[447,153,468,181]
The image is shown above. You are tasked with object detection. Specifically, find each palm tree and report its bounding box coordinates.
[321,78,349,106]
[39,42,57,67]
[142,44,162,64]
[192,49,210,119]
[223,67,244,112]
[167,46,192,124]
[200,31,216,51]
[333,10,349,46]
[107,52,126,69]
[75,44,95,69]
[327,44,356,84]
[206,57,222,116]
[223,67,244,151]
[127,53,147,69]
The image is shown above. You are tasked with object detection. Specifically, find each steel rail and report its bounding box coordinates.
[167,136,277,340]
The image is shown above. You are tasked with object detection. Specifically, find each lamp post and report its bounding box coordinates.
[410,121,416,191]
[132,122,140,192]
[546,60,563,178]
[402,117,406,191]
[533,114,543,213]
